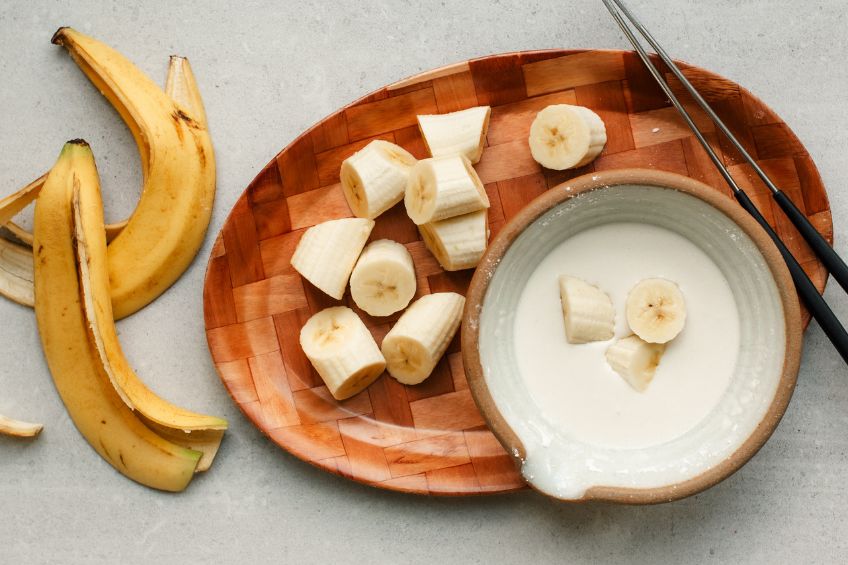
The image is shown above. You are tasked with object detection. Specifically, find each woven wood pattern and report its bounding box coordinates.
[203,49,832,496]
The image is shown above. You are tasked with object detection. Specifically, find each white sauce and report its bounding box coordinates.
[513,222,740,449]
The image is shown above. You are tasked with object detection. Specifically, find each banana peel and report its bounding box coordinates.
[0,414,42,438]
[35,141,201,492]
[74,184,226,472]
[54,27,216,320]
[0,32,215,318]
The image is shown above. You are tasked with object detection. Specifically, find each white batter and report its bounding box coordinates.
[513,221,740,449]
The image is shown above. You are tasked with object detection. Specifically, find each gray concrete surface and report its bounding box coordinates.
[1,1,847,563]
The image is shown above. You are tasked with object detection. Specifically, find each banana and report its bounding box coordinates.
[605,335,666,392]
[0,237,34,307]
[625,278,687,344]
[341,140,417,219]
[0,414,42,438]
[299,306,386,400]
[52,28,215,320]
[35,141,201,492]
[528,104,607,170]
[350,239,417,317]
[73,181,227,472]
[291,218,374,300]
[404,155,489,225]
[559,275,615,344]
[381,292,465,385]
[417,106,491,164]
[419,209,488,271]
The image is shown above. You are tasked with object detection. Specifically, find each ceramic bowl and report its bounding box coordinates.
[462,169,802,504]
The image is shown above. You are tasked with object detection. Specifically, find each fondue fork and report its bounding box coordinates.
[602,0,848,363]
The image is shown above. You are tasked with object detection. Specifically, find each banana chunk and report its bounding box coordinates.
[341,140,417,219]
[419,209,489,271]
[300,306,386,400]
[405,155,489,225]
[381,292,465,385]
[417,106,491,164]
[291,218,375,300]
[606,335,666,392]
[350,239,417,317]
[626,278,686,344]
[559,276,615,344]
[528,104,607,170]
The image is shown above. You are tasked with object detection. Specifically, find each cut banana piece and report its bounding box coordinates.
[381,292,465,385]
[299,306,386,400]
[350,239,416,317]
[528,104,607,170]
[405,155,489,225]
[559,276,615,344]
[73,182,227,473]
[291,218,374,300]
[417,106,491,164]
[625,278,686,344]
[34,141,200,492]
[606,335,666,392]
[341,140,417,219]
[419,209,488,271]
[0,414,42,438]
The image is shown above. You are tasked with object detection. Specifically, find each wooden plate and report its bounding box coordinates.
[203,49,831,495]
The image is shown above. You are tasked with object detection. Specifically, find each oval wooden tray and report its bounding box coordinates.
[203,49,831,496]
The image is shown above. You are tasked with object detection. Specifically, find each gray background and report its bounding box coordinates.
[1,1,846,563]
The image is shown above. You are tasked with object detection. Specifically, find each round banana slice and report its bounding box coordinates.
[419,209,489,271]
[300,306,386,400]
[381,292,465,385]
[605,335,666,392]
[350,239,417,317]
[404,155,489,225]
[417,106,491,164]
[341,140,417,219]
[625,278,687,344]
[528,104,607,170]
[559,275,615,344]
[290,217,375,300]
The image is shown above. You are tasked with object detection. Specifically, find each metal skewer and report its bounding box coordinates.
[602,0,848,364]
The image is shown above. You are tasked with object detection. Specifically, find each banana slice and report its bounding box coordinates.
[404,155,489,225]
[341,140,417,219]
[381,292,465,385]
[528,104,607,170]
[0,415,42,438]
[625,278,686,344]
[350,239,417,317]
[299,306,386,400]
[559,275,615,344]
[417,106,491,164]
[291,218,375,300]
[606,335,666,392]
[419,209,488,271]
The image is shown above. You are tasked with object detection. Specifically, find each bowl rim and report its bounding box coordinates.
[461,167,803,504]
